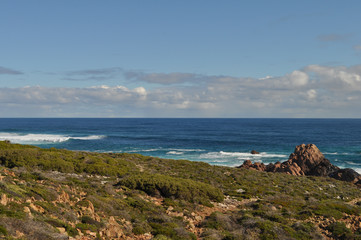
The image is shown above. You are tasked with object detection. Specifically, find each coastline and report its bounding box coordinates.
[0,140,361,239]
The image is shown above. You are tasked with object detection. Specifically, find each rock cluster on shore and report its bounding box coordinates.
[238,144,361,186]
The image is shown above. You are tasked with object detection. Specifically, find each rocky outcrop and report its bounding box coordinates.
[242,160,266,171]
[329,168,361,185]
[238,144,361,185]
[286,144,339,176]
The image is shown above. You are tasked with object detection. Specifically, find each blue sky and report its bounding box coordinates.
[1,0,361,117]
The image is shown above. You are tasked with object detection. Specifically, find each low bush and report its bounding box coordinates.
[76,223,98,233]
[0,225,7,236]
[81,215,103,227]
[117,173,224,205]
[327,222,353,239]
[0,141,134,176]
[310,200,360,220]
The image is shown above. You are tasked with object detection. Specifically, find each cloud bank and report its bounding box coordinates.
[0,66,23,75]
[1,64,361,117]
[63,68,123,81]
[124,71,212,85]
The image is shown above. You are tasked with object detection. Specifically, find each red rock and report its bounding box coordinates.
[237,144,361,186]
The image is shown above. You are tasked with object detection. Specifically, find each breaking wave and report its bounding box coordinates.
[0,132,105,144]
[167,151,184,155]
[127,148,205,153]
[200,151,287,160]
[219,151,287,158]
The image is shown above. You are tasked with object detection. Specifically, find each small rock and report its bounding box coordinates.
[15,230,24,238]
[270,206,277,211]
[0,193,8,206]
[30,203,45,213]
[23,206,32,217]
[251,150,260,154]
[56,227,67,234]
[236,188,245,193]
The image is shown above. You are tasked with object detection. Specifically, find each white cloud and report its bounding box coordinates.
[63,68,123,81]
[306,89,317,100]
[124,71,216,85]
[1,64,361,117]
[259,75,273,80]
[304,65,361,89]
[287,70,309,86]
[0,86,147,105]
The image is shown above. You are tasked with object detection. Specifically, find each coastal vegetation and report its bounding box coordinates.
[0,140,361,239]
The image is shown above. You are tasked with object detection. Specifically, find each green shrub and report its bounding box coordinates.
[0,225,7,236]
[81,215,104,228]
[153,235,172,240]
[29,186,58,202]
[0,204,26,219]
[117,173,223,205]
[45,218,66,228]
[132,222,152,235]
[149,222,194,240]
[257,220,279,240]
[327,222,352,239]
[45,217,78,237]
[76,223,98,233]
[311,200,360,219]
[0,141,133,176]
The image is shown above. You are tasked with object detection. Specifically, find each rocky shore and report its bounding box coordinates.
[238,143,361,186]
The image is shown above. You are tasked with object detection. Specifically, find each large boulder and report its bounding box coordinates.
[286,144,339,176]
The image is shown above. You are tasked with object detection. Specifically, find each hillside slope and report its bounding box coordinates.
[0,141,361,239]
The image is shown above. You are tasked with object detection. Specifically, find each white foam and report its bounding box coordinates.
[167,151,184,155]
[259,153,288,158]
[219,151,253,157]
[198,151,288,162]
[324,152,358,156]
[219,151,287,158]
[345,161,361,166]
[0,132,105,144]
[169,148,204,152]
[324,152,339,155]
[72,135,105,140]
[139,149,163,152]
[128,148,205,153]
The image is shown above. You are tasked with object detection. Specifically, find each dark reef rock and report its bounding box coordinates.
[238,143,361,185]
[251,150,260,155]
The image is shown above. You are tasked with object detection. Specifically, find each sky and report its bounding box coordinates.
[1,0,361,118]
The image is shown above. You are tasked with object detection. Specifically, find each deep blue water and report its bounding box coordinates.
[0,118,360,172]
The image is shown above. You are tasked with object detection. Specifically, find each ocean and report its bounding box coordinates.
[0,118,360,172]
